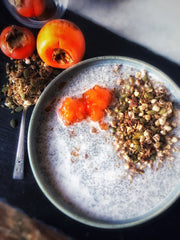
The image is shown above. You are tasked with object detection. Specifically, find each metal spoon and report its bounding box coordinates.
[13,103,30,180]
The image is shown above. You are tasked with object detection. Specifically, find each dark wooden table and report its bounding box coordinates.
[0,2,180,240]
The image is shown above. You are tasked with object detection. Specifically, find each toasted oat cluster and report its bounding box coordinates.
[107,70,178,176]
[1,54,61,111]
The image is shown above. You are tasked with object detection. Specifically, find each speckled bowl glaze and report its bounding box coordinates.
[28,56,180,229]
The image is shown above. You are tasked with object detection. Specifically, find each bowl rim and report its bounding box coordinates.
[27,55,180,229]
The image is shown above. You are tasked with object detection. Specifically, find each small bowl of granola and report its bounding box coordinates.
[28,56,180,228]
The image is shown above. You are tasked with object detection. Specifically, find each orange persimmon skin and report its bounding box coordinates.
[37,19,86,69]
[14,0,45,17]
[0,25,35,59]
[59,85,113,126]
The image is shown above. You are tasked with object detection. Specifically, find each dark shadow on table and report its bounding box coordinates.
[0,5,180,240]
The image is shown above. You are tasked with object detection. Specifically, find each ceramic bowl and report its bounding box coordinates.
[28,56,180,228]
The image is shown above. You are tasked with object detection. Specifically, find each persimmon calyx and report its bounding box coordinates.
[5,26,27,53]
[52,48,73,65]
[8,0,22,8]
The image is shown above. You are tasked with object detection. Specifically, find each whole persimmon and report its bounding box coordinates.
[8,0,46,18]
[37,19,86,69]
[0,25,35,59]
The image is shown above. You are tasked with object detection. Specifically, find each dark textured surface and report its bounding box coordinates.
[0,2,180,240]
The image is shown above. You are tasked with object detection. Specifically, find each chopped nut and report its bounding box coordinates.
[155,119,160,126]
[134,90,140,97]
[172,122,177,127]
[152,104,160,112]
[164,125,172,132]
[141,69,147,80]
[137,123,143,131]
[153,134,160,142]
[160,129,166,135]
[154,142,161,149]
[114,64,119,71]
[151,99,157,104]
[139,103,148,111]
[139,135,145,143]
[159,117,166,125]
[144,130,151,139]
[144,114,151,121]
[135,71,141,79]
[171,137,178,143]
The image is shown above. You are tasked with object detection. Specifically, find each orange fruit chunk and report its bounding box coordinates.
[58,85,113,126]
[83,85,112,121]
[59,97,87,125]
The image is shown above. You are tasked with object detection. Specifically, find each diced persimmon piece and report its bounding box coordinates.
[58,85,113,126]
[59,97,87,125]
[83,85,112,121]
[83,85,112,110]
[88,106,104,122]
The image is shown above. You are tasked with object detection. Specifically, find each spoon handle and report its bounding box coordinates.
[13,107,28,180]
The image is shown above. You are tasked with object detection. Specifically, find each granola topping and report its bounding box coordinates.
[107,69,178,177]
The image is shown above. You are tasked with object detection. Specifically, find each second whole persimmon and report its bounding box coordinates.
[0,25,35,59]
[37,19,86,69]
